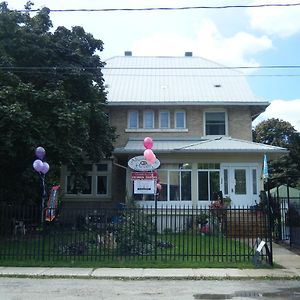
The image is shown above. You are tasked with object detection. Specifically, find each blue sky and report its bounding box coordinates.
[6,0,300,131]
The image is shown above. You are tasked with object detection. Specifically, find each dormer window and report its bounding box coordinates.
[205,112,226,135]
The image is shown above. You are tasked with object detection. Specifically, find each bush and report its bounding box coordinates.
[114,205,155,255]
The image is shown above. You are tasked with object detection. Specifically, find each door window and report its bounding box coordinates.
[234,169,246,195]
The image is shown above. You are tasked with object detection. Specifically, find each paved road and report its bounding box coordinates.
[0,278,300,299]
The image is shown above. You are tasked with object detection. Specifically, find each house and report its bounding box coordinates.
[60,52,287,209]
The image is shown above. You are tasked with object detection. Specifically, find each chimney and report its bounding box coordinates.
[124,51,132,56]
[185,52,193,57]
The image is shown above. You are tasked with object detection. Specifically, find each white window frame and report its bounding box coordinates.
[174,110,186,129]
[143,110,154,129]
[128,110,139,129]
[65,161,112,198]
[204,111,227,136]
[159,110,170,129]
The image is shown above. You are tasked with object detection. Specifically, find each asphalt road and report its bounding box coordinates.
[0,278,300,300]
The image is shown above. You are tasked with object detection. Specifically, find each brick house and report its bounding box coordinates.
[60,52,287,209]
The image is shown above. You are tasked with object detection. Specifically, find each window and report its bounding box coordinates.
[159,111,170,128]
[205,112,226,135]
[96,163,108,195]
[234,169,246,195]
[252,169,258,195]
[135,163,192,202]
[65,162,111,197]
[144,111,154,129]
[198,163,220,201]
[66,164,92,195]
[128,111,138,129]
[223,169,229,195]
[175,111,186,129]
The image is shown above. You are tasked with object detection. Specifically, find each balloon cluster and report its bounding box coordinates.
[143,137,162,193]
[143,137,156,165]
[33,147,50,174]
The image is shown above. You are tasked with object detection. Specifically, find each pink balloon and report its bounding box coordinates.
[41,162,50,174]
[143,137,153,149]
[144,149,155,163]
[33,159,43,172]
[148,153,156,165]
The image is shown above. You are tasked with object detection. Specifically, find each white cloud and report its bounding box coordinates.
[132,19,272,68]
[247,0,300,38]
[253,99,300,132]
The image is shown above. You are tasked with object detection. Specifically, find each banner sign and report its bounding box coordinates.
[131,171,158,180]
[45,185,60,222]
[134,179,155,194]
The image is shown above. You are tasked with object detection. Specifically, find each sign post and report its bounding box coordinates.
[127,137,161,260]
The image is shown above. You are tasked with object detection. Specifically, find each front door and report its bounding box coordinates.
[221,164,259,207]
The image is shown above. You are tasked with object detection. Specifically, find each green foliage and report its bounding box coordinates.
[253,118,300,185]
[115,206,155,255]
[0,2,116,203]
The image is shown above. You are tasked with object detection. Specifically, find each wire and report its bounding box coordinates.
[16,3,300,13]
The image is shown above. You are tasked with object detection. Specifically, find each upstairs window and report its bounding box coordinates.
[159,111,170,129]
[175,111,186,129]
[144,110,154,129]
[205,112,226,135]
[128,111,139,129]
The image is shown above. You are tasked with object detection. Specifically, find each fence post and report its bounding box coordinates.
[266,178,273,266]
[154,195,158,260]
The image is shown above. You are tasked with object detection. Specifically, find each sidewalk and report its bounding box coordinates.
[0,243,299,280]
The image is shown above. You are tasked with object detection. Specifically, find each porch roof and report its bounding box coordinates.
[113,136,287,154]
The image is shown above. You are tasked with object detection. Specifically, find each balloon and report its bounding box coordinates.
[143,137,153,149]
[156,183,162,191]
[33,159,44,172]
[148,153,156,165]
[41,162,50,174]
[144,149,155,163]
[35,147,46,160]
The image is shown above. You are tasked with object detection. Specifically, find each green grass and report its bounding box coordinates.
[0,231,269,269]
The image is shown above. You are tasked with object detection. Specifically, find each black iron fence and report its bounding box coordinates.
[0,204,272,264]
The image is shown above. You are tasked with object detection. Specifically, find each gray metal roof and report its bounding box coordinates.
[103,55,268,106]
[114,136,287,154]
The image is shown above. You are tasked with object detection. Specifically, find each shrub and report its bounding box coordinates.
[114,204,155,255]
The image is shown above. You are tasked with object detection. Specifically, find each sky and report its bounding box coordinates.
[5,0,300,131]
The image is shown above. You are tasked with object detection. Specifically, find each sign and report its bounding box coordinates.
[134,179,155,194]
[131,171,158,180]
[128,155,160,171]
[45,185,60,222]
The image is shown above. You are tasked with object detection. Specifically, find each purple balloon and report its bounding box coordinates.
[40,162,50,174]
[35,146,46,160]
[33,159,43,172]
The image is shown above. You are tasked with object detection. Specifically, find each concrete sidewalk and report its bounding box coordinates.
[0,243,299,280]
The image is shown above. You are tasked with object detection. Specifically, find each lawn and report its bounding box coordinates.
[0,230,264,268]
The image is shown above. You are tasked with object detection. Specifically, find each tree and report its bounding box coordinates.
[0,2,116,204]
[253,118,300,186]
